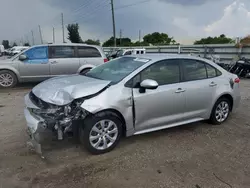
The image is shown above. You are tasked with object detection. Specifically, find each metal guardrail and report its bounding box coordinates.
[103,44,250,64]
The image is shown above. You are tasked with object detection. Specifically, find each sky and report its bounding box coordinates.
[0,0,250,45]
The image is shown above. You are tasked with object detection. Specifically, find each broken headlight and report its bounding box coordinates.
[30,107,63,115]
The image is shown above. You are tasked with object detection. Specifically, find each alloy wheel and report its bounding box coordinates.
[0,73,14,87]
[215,101,229,123]
[89,120,118,150]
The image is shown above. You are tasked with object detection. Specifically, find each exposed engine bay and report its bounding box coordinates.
[28,91,89,141]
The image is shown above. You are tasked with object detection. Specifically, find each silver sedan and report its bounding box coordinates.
[24,54,241,155]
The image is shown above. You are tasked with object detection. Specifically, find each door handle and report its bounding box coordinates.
[50,61,58,64]
[209,82,217,87]
[175,88,186,93]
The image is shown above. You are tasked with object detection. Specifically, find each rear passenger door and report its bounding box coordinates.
[49,46,80,76]
[180,59,220,120]
[77,46,103,68]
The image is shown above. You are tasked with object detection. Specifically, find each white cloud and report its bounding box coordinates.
[204,1,250,37]
[173,0,250,40]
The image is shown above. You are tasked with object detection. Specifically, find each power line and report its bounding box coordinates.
[69,0,110,24]
[115,0,153,10]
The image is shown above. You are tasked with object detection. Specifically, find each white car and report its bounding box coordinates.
[10,46,30,56]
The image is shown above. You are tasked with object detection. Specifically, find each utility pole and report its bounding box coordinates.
[53,27,55,43]
[61,13,65,43]
[119,29,122,46]
[38,25,43,44]
[110,0,116,47]
[31,30,35,45]
[139,29,141,43]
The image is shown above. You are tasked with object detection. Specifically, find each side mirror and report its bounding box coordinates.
[19,54,27,61]
[139,79,158,93]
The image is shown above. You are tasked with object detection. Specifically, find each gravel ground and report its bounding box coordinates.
[0,81,250,188]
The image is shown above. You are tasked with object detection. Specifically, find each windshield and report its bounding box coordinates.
[85,56,150,84]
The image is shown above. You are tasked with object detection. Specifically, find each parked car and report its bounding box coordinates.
[107,48,146,60]
[0,43,107,88]
[24,54,241,156]
[9,46,30,56]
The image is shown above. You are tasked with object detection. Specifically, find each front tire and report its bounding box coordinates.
[79,111,123,154]
[209,97,231,125]
[0,70,18,88]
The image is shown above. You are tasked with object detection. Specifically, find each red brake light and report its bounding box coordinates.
[234,78,240,83]
[104,58,108,63]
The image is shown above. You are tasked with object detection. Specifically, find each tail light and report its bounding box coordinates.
[234,78,240,83]
[104,58,108,63]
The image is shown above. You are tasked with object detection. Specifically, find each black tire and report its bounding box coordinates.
[0,70,18,88]
[79,111,123,154]
[209,97,231,125]
[80,68,91,75]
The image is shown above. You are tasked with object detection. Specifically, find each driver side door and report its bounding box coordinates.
[18,46,50,82]
[131,59,186,133]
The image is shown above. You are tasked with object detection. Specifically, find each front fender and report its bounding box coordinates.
[77,64,95,73]
[0,65,21,81]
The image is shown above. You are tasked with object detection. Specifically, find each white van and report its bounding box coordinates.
[0,43,108,88]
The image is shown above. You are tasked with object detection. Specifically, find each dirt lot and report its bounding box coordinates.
[0,81,250,188]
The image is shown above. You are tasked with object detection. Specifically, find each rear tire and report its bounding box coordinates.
[79,111,123,155]
[209,97,231,125]
[0,70,18,88]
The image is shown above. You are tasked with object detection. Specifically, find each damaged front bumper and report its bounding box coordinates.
[24,108,49,156]
[24,93,89,157]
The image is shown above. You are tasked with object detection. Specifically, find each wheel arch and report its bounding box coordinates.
[77,64,95,74]
[0,68,20,82]
[215,93,234,111]
[91,108,127,136]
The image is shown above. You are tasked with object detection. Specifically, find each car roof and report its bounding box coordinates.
[129,53,206,61]
[32,43,101,48]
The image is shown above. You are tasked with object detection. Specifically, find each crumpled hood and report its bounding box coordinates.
[32,75,111,106]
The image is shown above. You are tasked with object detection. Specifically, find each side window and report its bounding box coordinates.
[24,46,48,60]
[136,51,140,54]
[50,46,75,59]
[140,60,180,86]
[205,64,217,78]
[77,46,101,58]
[216,69,222,76]
[182,60,207,81]
[124,51,132,55]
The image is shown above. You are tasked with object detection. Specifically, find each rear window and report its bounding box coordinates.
[49,46,75,58]
[77,46,101,58]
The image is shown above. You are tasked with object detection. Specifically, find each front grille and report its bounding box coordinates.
[29,91,51,109]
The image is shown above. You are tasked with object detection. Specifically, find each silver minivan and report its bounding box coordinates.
[0,43,107,88]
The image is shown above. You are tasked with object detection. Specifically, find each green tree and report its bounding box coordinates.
[84,39,100,45]
[12,42,17,47]
[102,37,133,47]
[67,23,83,43]
[194,34,234,44]
[2,40,10,49]
[131,41,149,46]
[143,32,174,45]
